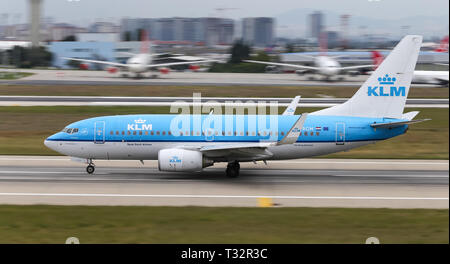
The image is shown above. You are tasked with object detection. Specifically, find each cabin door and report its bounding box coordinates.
[335,122,345,145]
[94,121,106,144]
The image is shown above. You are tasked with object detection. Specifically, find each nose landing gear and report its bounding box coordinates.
[86,159,95,174]
[226,161,240,178]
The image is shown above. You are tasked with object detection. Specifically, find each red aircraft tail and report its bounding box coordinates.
[435,35,448,52]
[370,50,384,70]
[140,29,150,54]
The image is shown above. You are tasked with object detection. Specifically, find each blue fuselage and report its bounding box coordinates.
[45,114,407,161]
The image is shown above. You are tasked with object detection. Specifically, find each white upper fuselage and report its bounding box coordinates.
[412,70,449,85]
[314,56,341,77]
[126,53,152,73]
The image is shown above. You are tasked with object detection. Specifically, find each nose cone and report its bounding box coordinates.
[44,133,60,152]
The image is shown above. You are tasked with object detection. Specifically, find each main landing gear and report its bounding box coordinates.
[86,159,95,174]
[226,161,240,178]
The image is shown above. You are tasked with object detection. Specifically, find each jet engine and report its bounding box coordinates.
[188,65,200,71]
[159,67,170,74]
[295,70,306,76]
[158,149,213,172]
[107,67,118,74]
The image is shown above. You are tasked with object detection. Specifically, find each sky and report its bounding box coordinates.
[1,0,448,37]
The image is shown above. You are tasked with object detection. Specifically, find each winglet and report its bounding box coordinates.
[282,96,301,115]
[277,113,308,145]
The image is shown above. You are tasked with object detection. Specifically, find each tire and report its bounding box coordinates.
[226,165,239,178]
[86,165,95,174]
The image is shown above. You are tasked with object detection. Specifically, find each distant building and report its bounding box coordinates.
[50,23,87,41]
[308,11,324,41]
[325,31,339,48]
[88,22,120,33]
[49,41,142,68]
[120,17,234,46]
[76,32,120,42]
[242,17,275,47]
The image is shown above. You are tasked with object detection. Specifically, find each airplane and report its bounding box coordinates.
[244,32,375,80]
[421,36,448,52]
[244,54,375,80]
[63,32,217,78]
[371,50,449,86]
[45,35,428,178]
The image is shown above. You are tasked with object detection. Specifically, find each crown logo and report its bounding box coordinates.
[134,118,146,124]
[378,74,396,85]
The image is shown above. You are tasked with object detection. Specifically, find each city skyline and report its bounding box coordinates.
[0,0,448,39]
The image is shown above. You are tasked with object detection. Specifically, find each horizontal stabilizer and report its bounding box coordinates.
[370,119,430,128]
[402,111,420,120]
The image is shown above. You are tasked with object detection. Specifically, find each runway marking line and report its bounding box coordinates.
[0,157,448,166]
[0,193,447,201]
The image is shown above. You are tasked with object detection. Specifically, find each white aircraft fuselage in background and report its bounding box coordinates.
[313,55,341,77]
[126,53,153,73]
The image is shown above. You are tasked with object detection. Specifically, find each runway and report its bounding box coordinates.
[0,156,447,209]
[0,95,447,108]
[0,69,442,87]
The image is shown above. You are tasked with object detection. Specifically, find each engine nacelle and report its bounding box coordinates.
[189,65,200,71]
[107,67,118,74]
[79,63,89,70]
[158,149,213,172]
[295,70,305,76]
[159,67,170,74]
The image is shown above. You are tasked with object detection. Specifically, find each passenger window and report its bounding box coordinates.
[162,131,166,135]
[310,132,314,136]
[116,131,119,135]
[316,132,320,136]
[304,132,308,136]
[122,131,125,135]
[139,131,142,135]
[145,131,148,135]
[127,131,131,135]
[252,132,255,136]
[151,131,154,135]
[110,131,113,135]
[168,131,172,136]
[133,131,137,135]
[281,132,285,136]
[156,131,160,135]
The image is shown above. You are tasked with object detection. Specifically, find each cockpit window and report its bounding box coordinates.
[62,127,79,134]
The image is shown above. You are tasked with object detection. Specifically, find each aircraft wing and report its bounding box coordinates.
[62,57,127,67]
[178,114,308,161]
[243,60,319,70]
[339,64,374,71]
[146,59,218,68]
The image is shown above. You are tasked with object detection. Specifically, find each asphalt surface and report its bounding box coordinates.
[0,69,443,87]
[0,157,447,208]
[0,95,447,108]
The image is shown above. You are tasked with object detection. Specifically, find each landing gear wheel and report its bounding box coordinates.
[226,161,240,178]
[86,165,95,174]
